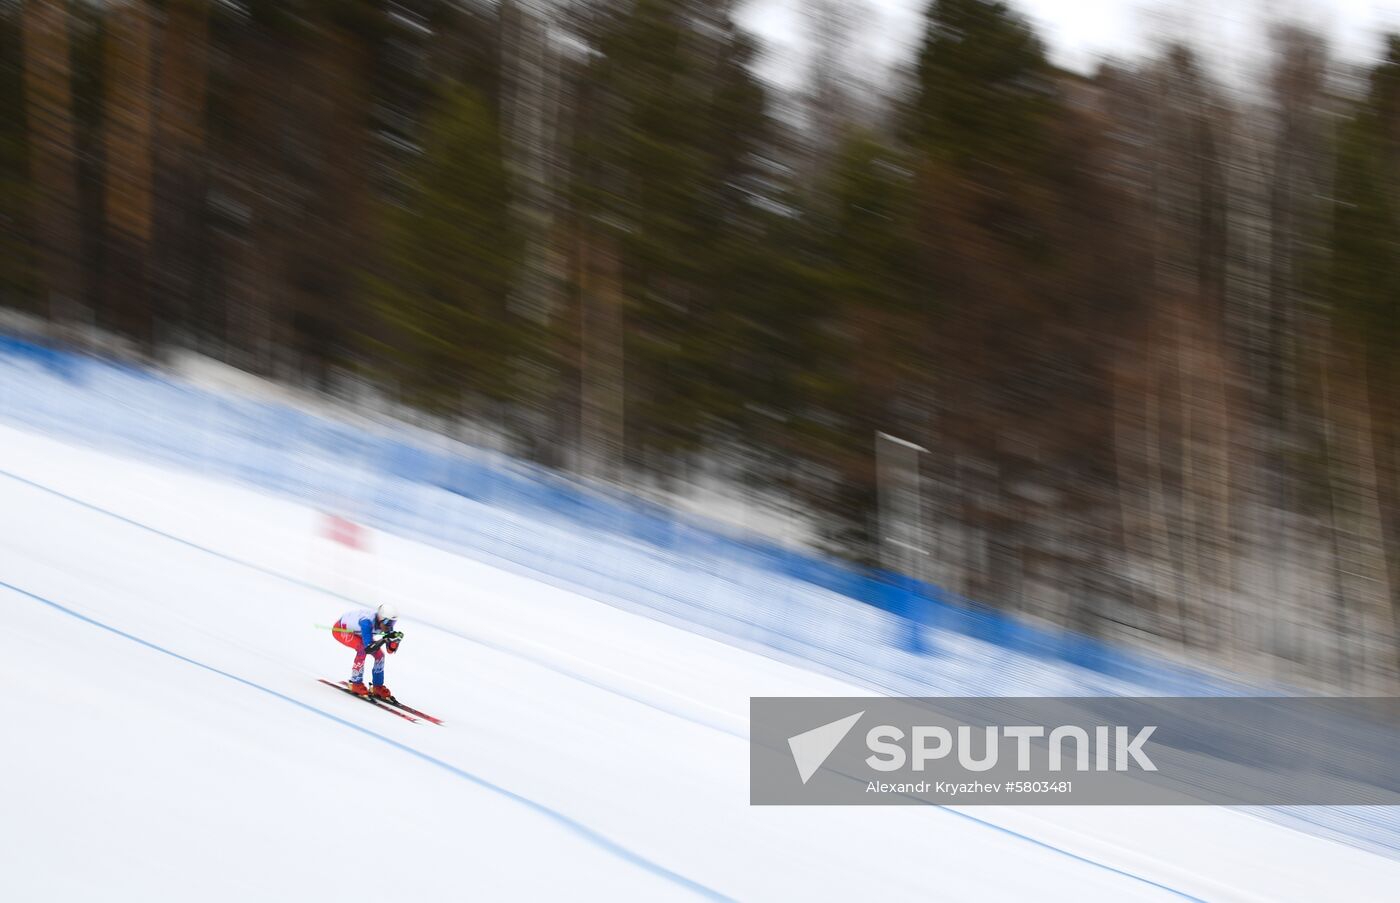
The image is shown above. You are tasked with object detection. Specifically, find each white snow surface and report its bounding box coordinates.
[3,423,1398,901]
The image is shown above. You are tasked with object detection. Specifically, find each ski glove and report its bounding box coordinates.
[385,630,404,654]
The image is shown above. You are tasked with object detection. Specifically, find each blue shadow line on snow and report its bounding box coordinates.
[1,472,1203,902]
[0,577,733,903]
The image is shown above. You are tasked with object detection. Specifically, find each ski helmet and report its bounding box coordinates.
[376,603,399,625]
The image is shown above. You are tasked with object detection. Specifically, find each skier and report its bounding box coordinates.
[332,603,403,698]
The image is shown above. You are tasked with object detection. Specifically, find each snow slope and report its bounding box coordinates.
[3,423,1398,901]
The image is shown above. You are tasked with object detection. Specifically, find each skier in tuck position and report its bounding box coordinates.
[332,603,403,698]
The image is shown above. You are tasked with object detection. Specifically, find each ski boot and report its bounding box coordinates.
[348,680,370,697]
[371,685,393,701]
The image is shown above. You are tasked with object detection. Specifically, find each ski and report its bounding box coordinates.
[337,681,443,725]
[376,697,444,725]
[318,679,419,723]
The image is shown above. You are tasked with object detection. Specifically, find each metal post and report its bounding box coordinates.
[876,431,927,580]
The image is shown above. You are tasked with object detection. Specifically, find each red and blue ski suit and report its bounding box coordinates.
[333,608,396,687]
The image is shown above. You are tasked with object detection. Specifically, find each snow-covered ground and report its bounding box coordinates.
[4,423,1399,901]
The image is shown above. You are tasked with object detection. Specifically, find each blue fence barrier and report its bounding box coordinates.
[0,329,1230,696]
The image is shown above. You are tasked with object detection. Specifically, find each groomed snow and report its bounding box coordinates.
[3,422,1397,901]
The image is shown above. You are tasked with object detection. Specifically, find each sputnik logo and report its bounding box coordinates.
[787,711,864,784]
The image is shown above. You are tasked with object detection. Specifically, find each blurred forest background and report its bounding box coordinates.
[2,0,1398,690]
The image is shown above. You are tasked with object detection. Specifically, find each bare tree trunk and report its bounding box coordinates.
[102,0,157,348]
[1206,317,1236,659]
[578,234,625,481]
[21,0,83,331]
[1112,360,1150,620]
[1354,365,1400,687]
[501,0,564,324]
[1144,342,1183,643]
[1175,309,1208,647]
[151,0,210,345]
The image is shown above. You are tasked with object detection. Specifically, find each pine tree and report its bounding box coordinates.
[910,0,1054,171]
[1331,37,1400,365]
[365,83,525,415]
[569,0,771,463]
